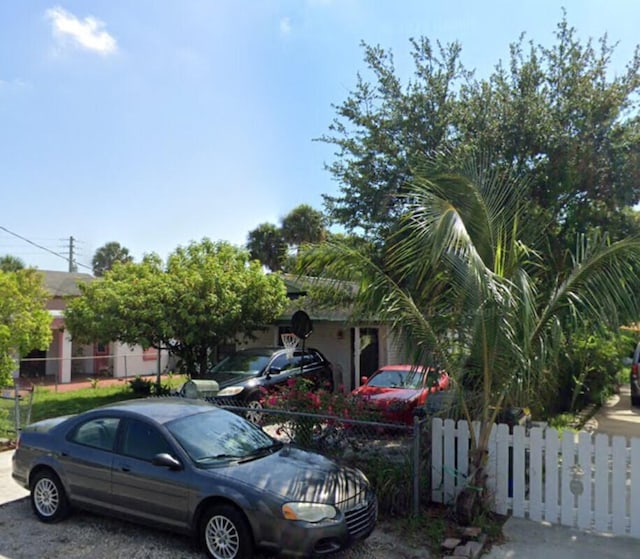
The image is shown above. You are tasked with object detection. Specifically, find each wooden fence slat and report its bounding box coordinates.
[560,432,575,527]
[630,438,640,538]
[457,420,470,496]
[512,425,526,517]
[544,428,559,524]
[443,419,457,505]
[594,434,609,533]
[431,418,443,503]
[611,436,627,536]
[576,431,593,531]
[494,424,509,515]
[529,427,544,521]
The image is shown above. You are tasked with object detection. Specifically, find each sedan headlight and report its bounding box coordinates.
[217,386,244,397]
[282,502,338,522]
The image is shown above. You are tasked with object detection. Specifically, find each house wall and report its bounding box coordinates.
[112,343,170,379]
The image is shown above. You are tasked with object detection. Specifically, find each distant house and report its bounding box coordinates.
[16,271,405,390]
[15,270,168,385]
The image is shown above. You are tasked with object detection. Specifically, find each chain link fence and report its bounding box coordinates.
[0,385,35,440]
[207,399,434,518]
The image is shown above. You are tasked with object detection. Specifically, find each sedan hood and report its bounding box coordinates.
[218,446,370,505]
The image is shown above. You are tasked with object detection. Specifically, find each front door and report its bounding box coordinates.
[351,328,379,388]
[93,342,110,376]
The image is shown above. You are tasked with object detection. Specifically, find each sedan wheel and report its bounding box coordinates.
[201,505,252,559]
[31,470,70,523]
[244,398,263,425]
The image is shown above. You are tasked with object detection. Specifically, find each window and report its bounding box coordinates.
[120,420,173,462]
[69,417,119,452]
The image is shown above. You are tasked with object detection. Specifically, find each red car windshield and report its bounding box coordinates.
[367,369,425,390]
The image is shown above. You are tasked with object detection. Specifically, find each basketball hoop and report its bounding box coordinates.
[281,332,299,358]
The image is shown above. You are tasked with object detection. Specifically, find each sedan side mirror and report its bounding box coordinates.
[152,453,183,470]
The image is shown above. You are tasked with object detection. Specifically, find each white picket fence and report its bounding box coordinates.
[431,418,640,538]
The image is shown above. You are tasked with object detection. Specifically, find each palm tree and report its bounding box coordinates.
[246,223,286,271]
[301,155,640,518]
[92,242,133,277]
[0,255,25,272]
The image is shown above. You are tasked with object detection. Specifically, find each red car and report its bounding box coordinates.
[351,364,450,425]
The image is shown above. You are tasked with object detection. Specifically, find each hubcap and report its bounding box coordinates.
[245,400,263,424]
[205,515,240,559]
[34,478,59,517]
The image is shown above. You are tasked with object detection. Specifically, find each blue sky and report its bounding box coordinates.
[1,1,639,272]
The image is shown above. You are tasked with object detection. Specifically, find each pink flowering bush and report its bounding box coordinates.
[262,377,372,446]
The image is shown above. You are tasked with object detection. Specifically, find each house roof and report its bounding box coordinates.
[40,270,94,297]
[279,274,359,323]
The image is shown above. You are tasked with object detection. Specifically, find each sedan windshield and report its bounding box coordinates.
[209,352,272,375]
[367,369,425,389]
[167,409,278,464]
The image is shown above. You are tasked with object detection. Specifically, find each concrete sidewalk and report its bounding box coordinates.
[0,449,28,505]
[484,517,638,559]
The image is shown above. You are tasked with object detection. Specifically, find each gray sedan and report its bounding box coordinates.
[12,398,377,559]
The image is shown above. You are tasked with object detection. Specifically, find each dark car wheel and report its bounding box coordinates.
[200,504,253,559]
[631,394,640,408]
[244,397,263,425]
[30,469,70,523]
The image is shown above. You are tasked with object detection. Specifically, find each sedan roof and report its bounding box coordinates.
[96,397,220,425]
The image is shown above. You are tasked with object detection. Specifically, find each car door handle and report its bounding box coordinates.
[118,464,131,472]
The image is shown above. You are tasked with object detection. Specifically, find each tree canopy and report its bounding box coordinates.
[91,241,133,277]
[247,204,328,271]
[321,16,640,247]
[65,239,288,375]
[0,269,52,385]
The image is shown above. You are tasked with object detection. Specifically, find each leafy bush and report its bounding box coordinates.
[128,376,153,395]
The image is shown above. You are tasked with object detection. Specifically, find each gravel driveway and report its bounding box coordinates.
[0,497,431,559]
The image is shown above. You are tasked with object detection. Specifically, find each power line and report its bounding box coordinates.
[0,226,92,272]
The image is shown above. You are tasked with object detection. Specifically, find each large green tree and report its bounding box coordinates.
[321,16,640,247]
[0,269,52,385]
[91,241,133,277]
[301,155,640,516]
[66,239,288,376]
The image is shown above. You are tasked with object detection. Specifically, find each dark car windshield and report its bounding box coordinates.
[167,409,278,464]
[367,369,426,389]
[209,351,272,376]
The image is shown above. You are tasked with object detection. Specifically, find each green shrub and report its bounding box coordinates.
[128,376,153,395]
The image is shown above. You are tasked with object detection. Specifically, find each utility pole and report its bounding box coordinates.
[68,236,78,273]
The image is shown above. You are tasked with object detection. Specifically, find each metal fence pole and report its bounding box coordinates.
[13,385,20,433]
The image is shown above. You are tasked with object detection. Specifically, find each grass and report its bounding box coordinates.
[1,374,187,437]
[29,384,140,423]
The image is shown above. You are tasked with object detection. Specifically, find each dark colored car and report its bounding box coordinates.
[631,342,640,407]
[351,364,450,425]
[12,398,377,559]
[184,347,334,421]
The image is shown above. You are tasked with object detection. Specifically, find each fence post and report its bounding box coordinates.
[413,415,421,516]
[13,385,20,433]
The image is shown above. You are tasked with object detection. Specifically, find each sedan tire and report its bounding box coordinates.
[30,469,71,523]
[200,504,253,559]
[631,394,640,408]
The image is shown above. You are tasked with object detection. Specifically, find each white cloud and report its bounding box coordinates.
[46,6,117,56]
[279,17,292,36]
